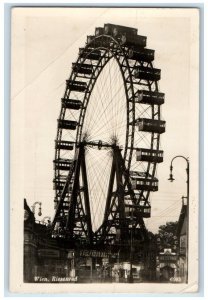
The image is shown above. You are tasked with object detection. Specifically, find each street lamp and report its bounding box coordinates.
[168,155,189,284]
[31,201,42,217]
[168,156,189,201]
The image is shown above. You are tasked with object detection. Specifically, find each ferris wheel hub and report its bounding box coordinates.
[78,140,122,151]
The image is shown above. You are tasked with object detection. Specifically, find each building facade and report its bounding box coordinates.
[177,199,188,283]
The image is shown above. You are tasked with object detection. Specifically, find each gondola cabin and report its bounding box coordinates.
[55,140,74,151]
[72,63,93,75]
[53,159,73,171]
[104,23,138,36]
[137,118,166,134]
[130,172,158,192]
[124,204,151,218]
[58,119,77,130]
[128,48,155,63]
[136,148,163,163]
[61,99,82,110]
[134,66,161,81]
[134,90,165,105]
[95,27,104,36]
[66,80,87,92]
[79,48,101,60]
[121,34,147,47]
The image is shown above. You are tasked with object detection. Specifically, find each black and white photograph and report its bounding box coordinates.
[9,7,199,294]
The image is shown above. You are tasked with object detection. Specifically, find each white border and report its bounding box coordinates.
[2,0,206,299]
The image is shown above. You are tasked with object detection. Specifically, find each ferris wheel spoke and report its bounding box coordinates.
[87,89,127,140]
[84,79,113,136]
[88,79,110,127]
[88,123,127,144]
[83,67,126,142]
[86,151,112,230]
[85,64,122,136]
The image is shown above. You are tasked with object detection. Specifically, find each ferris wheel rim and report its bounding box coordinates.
[52,25,165,243]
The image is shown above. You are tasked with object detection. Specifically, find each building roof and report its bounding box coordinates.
[177,202,187,236]
[24,198,35,222]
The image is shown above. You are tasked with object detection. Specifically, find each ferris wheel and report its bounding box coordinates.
[52,24,165,247]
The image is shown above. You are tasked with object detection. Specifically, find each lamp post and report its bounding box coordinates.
[168,155,189,284]
[129,224,134,283]
[31,201,42,217]
[128,207,134,283]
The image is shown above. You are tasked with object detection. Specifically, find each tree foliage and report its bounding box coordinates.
[156,221,178,252]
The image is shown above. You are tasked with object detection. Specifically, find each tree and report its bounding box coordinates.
[156,221,178,252]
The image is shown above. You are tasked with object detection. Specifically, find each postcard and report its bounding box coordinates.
[10,7,199,294]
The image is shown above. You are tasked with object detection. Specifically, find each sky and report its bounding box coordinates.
[10,7,199,234]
